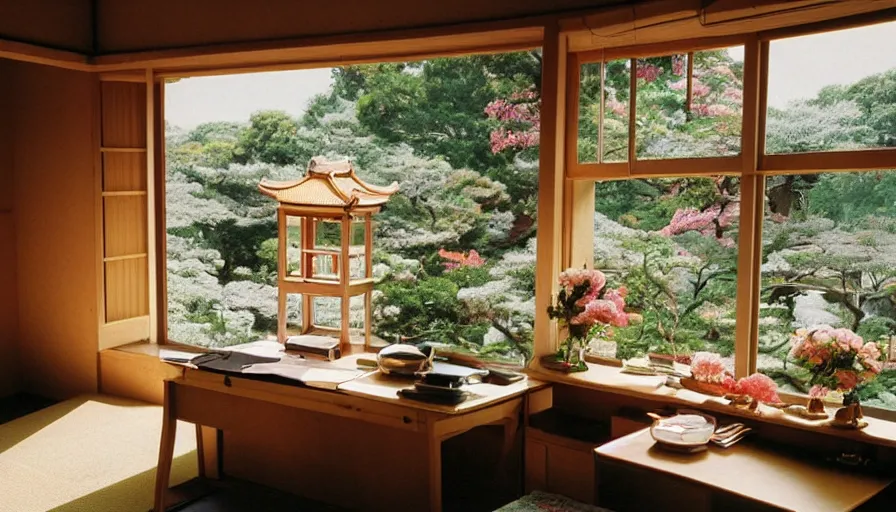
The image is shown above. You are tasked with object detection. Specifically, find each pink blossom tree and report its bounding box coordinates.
[485,89,540,154]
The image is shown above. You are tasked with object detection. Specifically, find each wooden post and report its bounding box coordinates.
[565,181,595,270]
[364,215,373,350]
[532,23,568,359]
[734,36,764,378]
[302,216,314,334]
[628,58,637,166]
[340,214,352,350]
[686,51,694,115]
[277,208,287,343]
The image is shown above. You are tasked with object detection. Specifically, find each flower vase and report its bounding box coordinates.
[539,337,588,373]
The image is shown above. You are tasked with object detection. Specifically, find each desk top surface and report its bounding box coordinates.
[596,429,892,512]
[178,353,546,416]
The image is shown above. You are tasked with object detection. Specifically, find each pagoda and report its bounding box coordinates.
[259,157,398,353]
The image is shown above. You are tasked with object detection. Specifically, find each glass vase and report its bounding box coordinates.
[539,336,588,373]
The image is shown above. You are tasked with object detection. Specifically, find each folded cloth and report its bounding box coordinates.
[191,351,281,374]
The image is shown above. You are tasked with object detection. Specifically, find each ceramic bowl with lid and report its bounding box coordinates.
[649,409,717,451]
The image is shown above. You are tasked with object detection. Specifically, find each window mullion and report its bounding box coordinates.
[734,36,763,378]
[685,51,694,115]
[627,58,636,175]
[597,56,605,163]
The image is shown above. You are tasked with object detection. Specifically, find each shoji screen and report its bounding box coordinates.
[98,79,151,348]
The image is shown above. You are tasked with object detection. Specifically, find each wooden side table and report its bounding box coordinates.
[594,429,892,511]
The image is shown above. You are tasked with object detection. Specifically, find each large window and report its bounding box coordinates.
[164,52,541,366]
[566,17,896,418]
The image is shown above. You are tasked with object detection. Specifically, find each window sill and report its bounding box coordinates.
[526,360,896,450]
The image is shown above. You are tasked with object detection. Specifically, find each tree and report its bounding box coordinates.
[815,69,896,147]
[234,110,306,165]
[348,52,542,173]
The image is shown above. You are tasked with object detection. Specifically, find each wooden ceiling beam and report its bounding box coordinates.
[566,0,896,52]
[0,38,90,71]
[89,22,546,72]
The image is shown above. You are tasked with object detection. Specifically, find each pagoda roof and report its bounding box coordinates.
[258,157,399,209]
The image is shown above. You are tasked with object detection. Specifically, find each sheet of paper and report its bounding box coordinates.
[243,362,364,390]
[215,340,285,359]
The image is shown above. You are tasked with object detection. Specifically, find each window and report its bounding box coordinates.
[758,170,896,410]
[635,48,744,159]
[165,51,541,366]
[594,177,739,368]
[564,18,896,421]
[575,45,744,167]
[578,60,630,164]
[766,20,896,154]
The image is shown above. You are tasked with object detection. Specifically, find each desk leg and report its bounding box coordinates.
[154,381,177,512]
[196,425,222,479]
[493,411,520,499]
[427,426,443,512]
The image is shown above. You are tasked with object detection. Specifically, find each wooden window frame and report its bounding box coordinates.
[559,15,896,420]
[145,12,895,419]
[149,29,556,352]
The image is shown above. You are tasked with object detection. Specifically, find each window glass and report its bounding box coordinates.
[593,177,740,370]
[578,62,601,164]
[758,171,896,410]
[765,21,896,154]
[602,59,631,163]
[577,59,630,164]
[634,47,743,159]
[165,51,540,367]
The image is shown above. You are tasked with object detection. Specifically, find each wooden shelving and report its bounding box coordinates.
[526,408,610,505]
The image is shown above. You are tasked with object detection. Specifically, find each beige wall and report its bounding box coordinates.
[0,59,19,397]
[95,0,613,53]
[10,60,100,399]
[0,0,93,53]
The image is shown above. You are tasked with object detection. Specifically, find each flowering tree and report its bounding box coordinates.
[485,89,540,154]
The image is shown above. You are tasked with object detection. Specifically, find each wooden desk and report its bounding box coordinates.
[153,359,545,511]
[594,429,893,511]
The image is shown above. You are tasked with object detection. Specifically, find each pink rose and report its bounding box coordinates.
[834,370,859,391]
[859,342,882,362]
[862,358,883,374]
[604,288,626,312]
[571,299,618,326]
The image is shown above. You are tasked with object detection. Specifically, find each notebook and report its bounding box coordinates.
[285,335,341,360]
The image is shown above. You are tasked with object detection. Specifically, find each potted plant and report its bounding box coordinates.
[789,326,887,429]
[542,268,630,372]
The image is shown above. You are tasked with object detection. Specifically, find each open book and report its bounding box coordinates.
[242,361,365,390]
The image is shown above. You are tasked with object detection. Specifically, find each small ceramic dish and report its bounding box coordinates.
[649,409,717,452]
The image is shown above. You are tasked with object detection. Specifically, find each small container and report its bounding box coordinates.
[376,344,431,376]
[649,410,717,453]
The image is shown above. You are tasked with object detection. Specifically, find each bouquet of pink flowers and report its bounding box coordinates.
[789,326,887,404]
[546,268,630,368]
